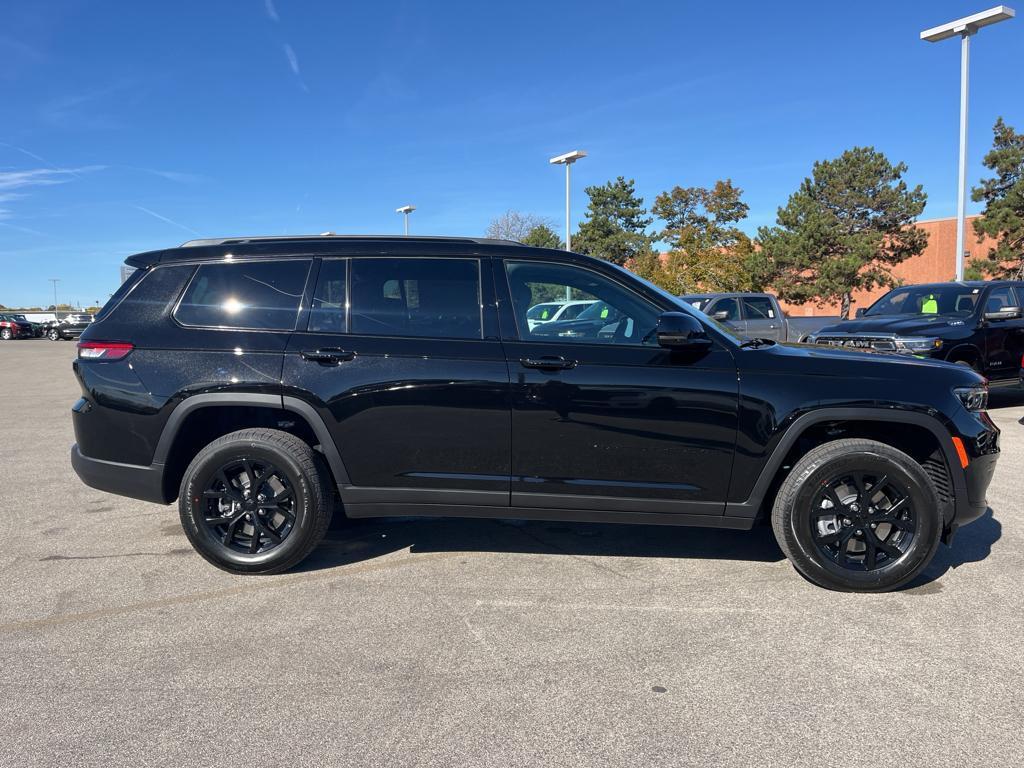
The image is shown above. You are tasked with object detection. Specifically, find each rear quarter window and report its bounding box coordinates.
[174,259,311,330]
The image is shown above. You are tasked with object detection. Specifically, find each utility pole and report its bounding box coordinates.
[48,278,61,318]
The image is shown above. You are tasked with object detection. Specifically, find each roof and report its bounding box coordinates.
[124,234,540,269]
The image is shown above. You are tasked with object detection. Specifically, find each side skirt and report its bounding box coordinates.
[343,502,756,530]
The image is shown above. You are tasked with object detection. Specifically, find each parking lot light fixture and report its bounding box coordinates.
[396,205,415,236]
[920,5,1015,281]
[549,150,586,253]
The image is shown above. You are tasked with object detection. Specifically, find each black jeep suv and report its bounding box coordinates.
[809,281,1024,385]
[71,236,1000,591]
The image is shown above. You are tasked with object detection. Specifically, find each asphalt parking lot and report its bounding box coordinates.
[1,340,1022,767]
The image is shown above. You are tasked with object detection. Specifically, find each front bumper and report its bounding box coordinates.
[71,444,169,505]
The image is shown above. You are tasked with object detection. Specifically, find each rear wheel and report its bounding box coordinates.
[179,428,333,574]
[0,328,11,340]
[771,439,942,592]
[47,328,60,341]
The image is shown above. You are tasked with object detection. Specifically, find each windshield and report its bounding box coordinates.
[865,285,981,317]
[526,303,561,321]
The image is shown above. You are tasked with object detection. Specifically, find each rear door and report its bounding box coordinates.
[741,296,783,341]
[283,255,511,508]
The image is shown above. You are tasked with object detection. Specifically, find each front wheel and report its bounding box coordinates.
[771,439,942,592]
[47,329,60,341]
[0,328,11,340]
[178,428,333,574]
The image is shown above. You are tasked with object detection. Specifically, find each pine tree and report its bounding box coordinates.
[572,177,653,265]
[971,118,1024,279]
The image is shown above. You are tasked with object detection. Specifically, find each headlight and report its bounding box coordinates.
[954,385,988,412]
[893,336,942,353]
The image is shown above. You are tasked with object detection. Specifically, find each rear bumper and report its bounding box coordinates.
[71,444,169,505]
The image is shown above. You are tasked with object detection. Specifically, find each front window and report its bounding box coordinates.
[505,261,659,346]
[864,285,982,317]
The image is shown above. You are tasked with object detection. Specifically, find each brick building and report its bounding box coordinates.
[778,214,999,317]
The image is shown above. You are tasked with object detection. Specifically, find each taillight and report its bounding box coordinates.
[77,341,134,361]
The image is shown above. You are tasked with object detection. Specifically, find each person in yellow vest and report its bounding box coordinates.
[921,294,938,314]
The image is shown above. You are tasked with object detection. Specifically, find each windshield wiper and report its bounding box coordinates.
[739,337,777,349]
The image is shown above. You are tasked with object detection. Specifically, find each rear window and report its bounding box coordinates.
[94,267,149,322]
[349,257,481,339]
[174,259,311,330]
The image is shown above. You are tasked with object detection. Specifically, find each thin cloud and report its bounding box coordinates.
[264,0,280,22]
[133,205,201,236]
[0,166,103,192]
[283,44,309,92]
[129,167,206,184]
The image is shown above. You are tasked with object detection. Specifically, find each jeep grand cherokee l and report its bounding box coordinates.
[70,235,1000,591]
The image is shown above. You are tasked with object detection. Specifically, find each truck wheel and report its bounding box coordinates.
[771,439,941,592]
[178,428,333,574]
[47,328,60,341]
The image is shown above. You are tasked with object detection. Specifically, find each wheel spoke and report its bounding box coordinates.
[255,518,282,544]
[864,537,877,570]
[248,524,261,553]
[875,514,912,531]
[222,515,242,546]
[867,474,888,499]
[242,460,259,496]
[217,470,243,502]
[821,487,845,512]
[876,537,904,560]
[851,473,867,505]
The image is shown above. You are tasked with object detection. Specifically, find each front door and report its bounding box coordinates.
[283,255,511,507]
[741,295,784,341]
[983,285,1024,382]
[499,259,739,517]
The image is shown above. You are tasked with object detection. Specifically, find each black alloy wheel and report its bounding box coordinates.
[771,438,942,592]
[809,471,916,572]
[201,458,296,555]
[178,428,333,574]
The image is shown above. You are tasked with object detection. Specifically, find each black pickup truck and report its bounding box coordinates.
[808,281,1024,386]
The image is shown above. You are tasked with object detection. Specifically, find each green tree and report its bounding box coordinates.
[650,179,763,293]
[971,117,1024,279]
[522,224,563,249]
[758,147,928,319]
[573,176,653,265]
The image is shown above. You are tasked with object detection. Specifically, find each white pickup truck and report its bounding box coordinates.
[679,292,838,342]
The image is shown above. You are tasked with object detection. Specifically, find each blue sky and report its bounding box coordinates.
[1,0,1022,307]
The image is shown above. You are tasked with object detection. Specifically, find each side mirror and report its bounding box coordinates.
[984,306,1022,321]
[712,310,730,322]
[855,308,867,318]
[656,312,712,349]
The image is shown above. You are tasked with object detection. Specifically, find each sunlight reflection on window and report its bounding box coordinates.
[223,297,244,314]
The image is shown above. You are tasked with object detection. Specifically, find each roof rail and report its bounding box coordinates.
[179,234,521,248]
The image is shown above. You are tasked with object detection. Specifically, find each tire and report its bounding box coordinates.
[47,329,60,341]
[0,328,11,340]
[178,428,333,574]
[771,438,942,592]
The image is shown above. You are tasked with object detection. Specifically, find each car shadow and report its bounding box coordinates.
[293,514,785,573]
[905,507,1002,591]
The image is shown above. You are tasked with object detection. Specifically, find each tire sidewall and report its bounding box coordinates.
[785,450,941,591]
[180,439,316,571]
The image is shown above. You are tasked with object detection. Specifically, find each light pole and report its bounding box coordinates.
[48,278,60,317]
[549,150,587,253]
[921,5,1015,281]
[396,205,415,236]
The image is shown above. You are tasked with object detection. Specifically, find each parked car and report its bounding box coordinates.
[44,313,93,340]
[526,300,596,330]
[6,313,44,337]
[680,292,838,342]
[528,299,626,341]
[0,313,35,340]
[808,281,1024,387]
[71,235,999,591]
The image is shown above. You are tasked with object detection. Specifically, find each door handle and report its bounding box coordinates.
[301,348,355,364]
[520,356,577,371]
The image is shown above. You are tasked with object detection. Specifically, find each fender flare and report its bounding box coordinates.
[942,343,982,365]
[152,392,350,485]
[725,407,963,519]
